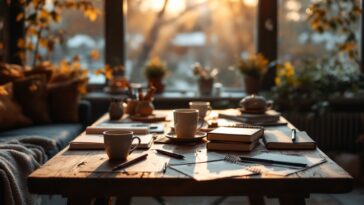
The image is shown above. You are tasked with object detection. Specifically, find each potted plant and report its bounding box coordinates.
[95,65,129,93]
[236,53,269,94]
[144,57,168,94]
[192,62,218,96]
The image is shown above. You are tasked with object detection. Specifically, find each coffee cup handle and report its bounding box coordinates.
[129,137,141,154]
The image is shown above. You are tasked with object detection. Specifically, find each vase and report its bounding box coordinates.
[135,100,154,116]
[108,98,124,120]
[244,75,261,95]
[148,77,164,94]
[198,78,214,96]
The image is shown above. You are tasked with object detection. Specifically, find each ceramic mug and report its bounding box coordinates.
[103,130,141,161]
[189,101,211,120]
[173,109,199,138]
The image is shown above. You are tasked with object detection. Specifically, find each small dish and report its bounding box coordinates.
[239,107,267,114]
[165,131,207,143]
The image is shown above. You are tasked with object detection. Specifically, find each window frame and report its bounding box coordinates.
[4,0,364,86]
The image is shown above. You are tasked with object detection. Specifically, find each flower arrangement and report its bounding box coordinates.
[236,53,269,78]
[270,58,361,113]
[192,62,218,80]
[144,57,168,79]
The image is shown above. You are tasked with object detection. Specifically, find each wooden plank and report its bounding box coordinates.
[28,109,353,198]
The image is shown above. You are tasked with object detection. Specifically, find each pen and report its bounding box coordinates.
[155,149,185,160]
[239,156,307,168]
[291,128,297,142]
[112,153,148,171]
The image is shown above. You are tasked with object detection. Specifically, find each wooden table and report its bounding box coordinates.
[27,110,353,205]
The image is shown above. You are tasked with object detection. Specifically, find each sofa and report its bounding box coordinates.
[0,61,93,204]
[0,100,91,205]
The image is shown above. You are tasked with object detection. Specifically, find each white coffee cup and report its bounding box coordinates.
[189,101,211,120]
[173,109,199,138]
[103,130,141,161]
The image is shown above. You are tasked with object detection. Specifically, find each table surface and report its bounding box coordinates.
[27,110,353,203]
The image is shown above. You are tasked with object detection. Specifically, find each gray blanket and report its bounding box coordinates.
[0,137,57,205]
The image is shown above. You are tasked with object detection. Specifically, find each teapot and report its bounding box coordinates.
[239,95,272,112]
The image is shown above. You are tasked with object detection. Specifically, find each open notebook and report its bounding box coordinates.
[263,129,316,150]
[69,133,154,150]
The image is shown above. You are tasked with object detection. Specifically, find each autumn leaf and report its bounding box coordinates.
[17,39,25,48]
[89,49,100,61]
[16,13,25,21]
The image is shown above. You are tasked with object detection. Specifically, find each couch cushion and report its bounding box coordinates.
[0,124,83,152]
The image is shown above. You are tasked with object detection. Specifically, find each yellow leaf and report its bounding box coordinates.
[39,38,48,48]
[89,49,100,61]
[0,86,9,96]
[16,13,24,21]
[17,39,25,48]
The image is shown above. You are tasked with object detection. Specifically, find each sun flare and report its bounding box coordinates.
[140,0,186,14]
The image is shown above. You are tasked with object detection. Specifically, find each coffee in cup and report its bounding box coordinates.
[189,101,211,120]
[173,109,199,138]
[103,130,141,161]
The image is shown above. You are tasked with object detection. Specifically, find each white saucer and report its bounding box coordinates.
[165,132,207,143]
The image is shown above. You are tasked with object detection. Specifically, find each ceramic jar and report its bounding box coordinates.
[108,98,124,120]
[135,100,154,116]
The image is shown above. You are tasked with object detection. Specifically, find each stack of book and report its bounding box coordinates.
[206,127,264,152]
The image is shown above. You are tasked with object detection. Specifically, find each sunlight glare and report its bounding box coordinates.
[140,0,186,14]
[243,0,258,7]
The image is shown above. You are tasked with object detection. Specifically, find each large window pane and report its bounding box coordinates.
[126,0,257,90]
[25,0,105,83]
[279,0,361,61]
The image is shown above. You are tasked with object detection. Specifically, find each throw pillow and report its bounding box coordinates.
[23,62,54,83]
[0,63,24,85]
[0,83,32,131]
[47,78,86,123]
[13,75,51,124]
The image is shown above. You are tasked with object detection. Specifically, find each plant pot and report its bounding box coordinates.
[135,100,154,116]
[198,78,214,96]
[148,77,164,94]
[244,75,261,95]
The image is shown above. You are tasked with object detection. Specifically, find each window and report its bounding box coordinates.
[279,0,361,61]
[24,0,105,83]
[126,0,258,90]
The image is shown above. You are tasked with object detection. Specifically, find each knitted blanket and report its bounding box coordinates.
[0,137,57,205]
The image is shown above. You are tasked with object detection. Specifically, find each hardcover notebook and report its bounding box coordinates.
[69,134,154,150]
[207,141,259,152]
[207,127,264,142]
[85,124,149,135]
[263,130,316,150]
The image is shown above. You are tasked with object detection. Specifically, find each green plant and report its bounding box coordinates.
[236,53,268,78]
[144,57,168,79]
[270,58,361,114]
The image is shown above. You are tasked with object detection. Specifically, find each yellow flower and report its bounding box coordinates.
[275,77,281,86]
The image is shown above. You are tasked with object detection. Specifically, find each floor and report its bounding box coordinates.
[42,187,364,205]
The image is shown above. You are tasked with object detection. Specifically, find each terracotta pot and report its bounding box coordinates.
[135,100,154,116]
[148,77,164,94]
[244,75,261,95]
[198,78,214,96]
